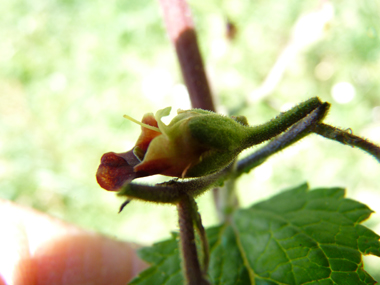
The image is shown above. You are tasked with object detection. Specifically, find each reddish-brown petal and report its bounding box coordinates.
[134,114,161,153]
[133,157,174,177]
[96,151,142,191]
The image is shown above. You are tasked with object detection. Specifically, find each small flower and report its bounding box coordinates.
[97,98,325,191]
[96,107,250,191]
[96,112,161,191]
[96,151,141,191]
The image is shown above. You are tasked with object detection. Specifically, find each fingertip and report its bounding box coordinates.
[0,199,147,285]
[33,234,146,285]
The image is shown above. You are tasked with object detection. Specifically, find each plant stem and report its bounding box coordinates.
[188,197,209,275]
[117,163,232,203]
[158,2,216,281]
[159,0,234,224]
[158,0,215,111]
[177,196,210,285]
[235,102,330,177]
[313,123,380,163]
[242,97,326,148]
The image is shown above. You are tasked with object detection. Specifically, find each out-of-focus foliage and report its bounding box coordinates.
[1,0,379,279]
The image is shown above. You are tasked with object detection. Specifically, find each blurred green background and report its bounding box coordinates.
[1,0,380,280]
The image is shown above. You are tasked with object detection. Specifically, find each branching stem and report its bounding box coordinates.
[158,2,216,282]
[177,195,210,285]
[242,98,326,148]
[236,102,330,176]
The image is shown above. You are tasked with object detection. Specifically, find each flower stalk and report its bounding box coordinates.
[158,0,215,111]
[177,195,210,285]
[235,101,330,177]
[313,123,380,163]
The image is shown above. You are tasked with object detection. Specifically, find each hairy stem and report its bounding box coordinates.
[177,196,210,285]
[159,0,232,224]
[158,0,215,111]
[158,1,220,280]
[214,162,239,222]
[313,123,380,163]
[117,164,232,203]
[236,102,330,177]
[189,197,209,275]
[242,97,327,148]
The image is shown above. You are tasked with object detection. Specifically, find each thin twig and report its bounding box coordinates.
[117,164,232,203]
[158,0,215,111]
[313,123,380,163]
[235,102,330,177]
[177,195,210,285]
[188,197,209,275]
[157,2,219,280]
[242,97,325,147]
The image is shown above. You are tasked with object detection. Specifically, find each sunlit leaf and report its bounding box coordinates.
[130,184,380,284]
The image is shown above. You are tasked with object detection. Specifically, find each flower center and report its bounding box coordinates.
[123,114,161,133]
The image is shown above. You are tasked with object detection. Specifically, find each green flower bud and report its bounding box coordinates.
[134,107,250,178]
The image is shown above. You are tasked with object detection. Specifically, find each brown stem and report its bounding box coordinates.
[159,0,221,219]
[313,123,380,163]
[158,2,214,281]
[158,0,215,111]
[177,196,210,285]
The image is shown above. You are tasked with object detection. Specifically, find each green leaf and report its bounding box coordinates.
[129,233,183,285]
[129,184,380,284]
